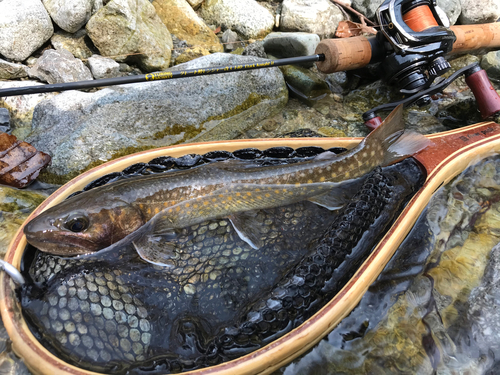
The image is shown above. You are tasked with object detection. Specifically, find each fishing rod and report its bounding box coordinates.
[0,55,324,98]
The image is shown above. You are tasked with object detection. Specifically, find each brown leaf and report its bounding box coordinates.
[214,26,221,34]
[0,132,51,188]
[335,20,377,38]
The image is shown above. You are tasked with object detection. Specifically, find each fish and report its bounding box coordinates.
[20,158,425,374]
[24,105,429,265]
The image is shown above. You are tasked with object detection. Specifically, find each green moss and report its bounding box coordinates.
[153,92,268,141]
[39,92,271,185]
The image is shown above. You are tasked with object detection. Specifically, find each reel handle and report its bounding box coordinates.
[315,22,500,74]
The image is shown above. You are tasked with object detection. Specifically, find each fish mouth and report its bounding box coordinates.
[24,230,99,256]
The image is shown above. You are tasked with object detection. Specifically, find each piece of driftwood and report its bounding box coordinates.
[0,132,51,188]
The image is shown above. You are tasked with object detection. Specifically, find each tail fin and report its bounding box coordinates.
[366,105,431,166]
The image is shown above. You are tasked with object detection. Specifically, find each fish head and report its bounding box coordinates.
[24,193,145,256]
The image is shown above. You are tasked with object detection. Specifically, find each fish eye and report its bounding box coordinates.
[64,215,89,233]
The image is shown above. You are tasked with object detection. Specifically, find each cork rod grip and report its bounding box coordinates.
[315,36,372,74]
[451,23,500,53]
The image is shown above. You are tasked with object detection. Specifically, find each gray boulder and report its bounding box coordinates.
[0,0,54,61]
[459,0,500,24]
[51,30,96,60]
[201,0,275,39]
[280,0,344,38]
[28,49,93,84]
[86,0,173,72]
[0,59,28,80]
[27,54,288,179]
[87,55,121,79]
[42,0,101,33]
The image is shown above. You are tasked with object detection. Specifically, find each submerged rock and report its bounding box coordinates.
[86,0,173,71]
[200,0,275,39]
[280,0,344,38]
[153,0,223,53]
[27,53,288,181]
[28,49,93,84]
[0,0,53,61]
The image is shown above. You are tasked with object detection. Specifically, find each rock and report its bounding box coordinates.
[27,54,288,181]
[459,0,500,24]
[280,0,344,38]
[263,32,320,59]
[0,0,54,62]
[87,55,121,79]
[152,0,223,53]
[0,108,11,134]
[200,0,275,39]
[186,0,203,9]
[481,51,500,80]
[242,41,266,58]
[86,0,173,72]
[28,49,93,84]
[51,30,96,60]
[42,0,99,33]
[174,46,211,64]
[221,29,240,51]
[279,65,330,102]
[350,0,384,20]
[437,0,461,25]
[325,71,348,94]
[466,243,500,360]
[0,81,58,139]
[0,59,28,80]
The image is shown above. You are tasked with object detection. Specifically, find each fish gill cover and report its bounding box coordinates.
[19,148,424,374]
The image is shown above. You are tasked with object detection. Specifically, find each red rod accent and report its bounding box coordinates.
[466,69,500,119]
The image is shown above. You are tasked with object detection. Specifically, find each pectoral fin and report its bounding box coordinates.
[229,211,265,249]
[133,233,179,267]
[132,217,180,266]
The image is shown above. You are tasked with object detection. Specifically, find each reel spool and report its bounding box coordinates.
[376,0,456,105]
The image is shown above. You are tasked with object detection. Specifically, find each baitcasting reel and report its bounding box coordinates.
[315,0,500,129]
